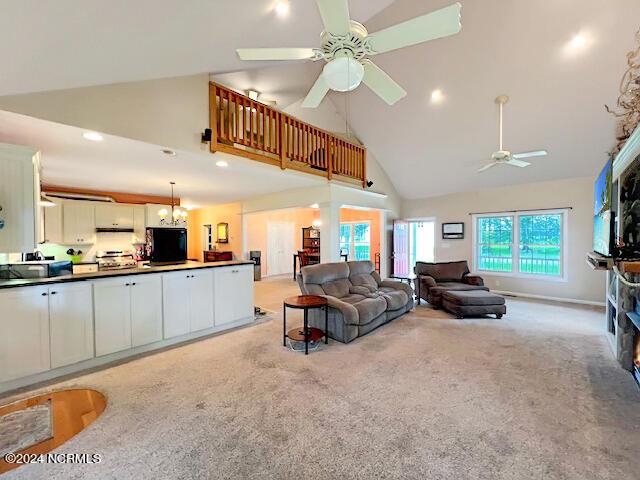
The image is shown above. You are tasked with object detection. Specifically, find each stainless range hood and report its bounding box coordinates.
[95,227,135,233]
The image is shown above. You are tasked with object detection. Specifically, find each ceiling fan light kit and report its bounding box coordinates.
[236,0,462,108]
[478,95,549,172]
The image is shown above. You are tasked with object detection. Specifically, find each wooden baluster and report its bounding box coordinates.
[209,84,218,152]
[266,106,270,152]
[362,148,367,188]
[325,134,332,180]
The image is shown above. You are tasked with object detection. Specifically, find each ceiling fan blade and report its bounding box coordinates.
[506,159,531,168]
[236,48,316,61]
[512,150,548,159]
[315,0,351,36]
[366,3,462,54]
[361,60,407,105]
[478,162,498,172]
[302,75,330,108]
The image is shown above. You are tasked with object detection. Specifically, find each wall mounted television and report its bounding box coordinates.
[593,158,614,257]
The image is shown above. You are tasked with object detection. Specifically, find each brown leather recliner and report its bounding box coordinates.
[414,261,488,308]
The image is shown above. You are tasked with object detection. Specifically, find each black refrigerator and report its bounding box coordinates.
[146,228,187,264]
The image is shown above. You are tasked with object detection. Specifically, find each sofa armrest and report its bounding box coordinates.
[462,274,485,287]
[379,280,414,298]
[418,274,437,290]
[320,295,359,325]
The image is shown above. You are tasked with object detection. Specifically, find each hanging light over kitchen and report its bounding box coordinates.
[158,181,187,226]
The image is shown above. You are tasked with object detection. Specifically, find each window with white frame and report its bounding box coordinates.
[340,222,371,261]
[473,210,566,278]
[203,224,214,251]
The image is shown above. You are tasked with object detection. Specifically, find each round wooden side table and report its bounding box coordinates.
[283,295,328,355]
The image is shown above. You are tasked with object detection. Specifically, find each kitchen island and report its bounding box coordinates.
[0,260,255,394]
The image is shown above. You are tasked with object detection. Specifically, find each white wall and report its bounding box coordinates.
[402,176,605,304]
[0,74,210,155]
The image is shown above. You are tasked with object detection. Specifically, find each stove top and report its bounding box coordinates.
[96,250,137,271]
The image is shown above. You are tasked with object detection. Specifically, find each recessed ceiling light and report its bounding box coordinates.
[161,148,176,156]
[564,32,592,55]
[569,34,587,49]
[275,0,290,17]
[216,160,229,167]
[82,131,103,142]
[431,89,444,104]
[310,203,319,209]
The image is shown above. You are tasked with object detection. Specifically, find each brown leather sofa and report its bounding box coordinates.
[414,261,488,308]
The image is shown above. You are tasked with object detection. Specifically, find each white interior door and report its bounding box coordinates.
[266,221,295,276]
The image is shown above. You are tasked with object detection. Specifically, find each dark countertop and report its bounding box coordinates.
[0,260,254,290]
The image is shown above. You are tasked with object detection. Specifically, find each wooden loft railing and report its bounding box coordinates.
[208,82,367,187]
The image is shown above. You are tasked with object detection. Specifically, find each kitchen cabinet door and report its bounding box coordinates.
[214,266,254,327]
[188,270,214,332]
[130,274,163,347]
[233,265,255,322]
[145,204,173,228]
[162,272,190,339]
[49,282,94,368]
[94,277,132,356]
[0,145,39,253]
[95,204,134,229]
[213,267,238,326]
[0,287,50,382]
[133,206,146,244]
[43,200,63,244]
[63,201,96,244]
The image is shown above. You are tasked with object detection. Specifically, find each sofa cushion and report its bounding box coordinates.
[347,260,379,291]
[378,289,409,310]
[352,296,387,325]
[443,290,505,306]
[415,261,470,282]
[339,293,367,305]
[302,262,349,284]
[322,279,352,298]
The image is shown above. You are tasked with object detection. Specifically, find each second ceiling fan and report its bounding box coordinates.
[237,0,463,108]
[478,96,548,172]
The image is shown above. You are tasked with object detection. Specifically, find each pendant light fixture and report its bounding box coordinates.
[158,181,187,226]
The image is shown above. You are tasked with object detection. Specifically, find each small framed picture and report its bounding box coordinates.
[442,222,464,239]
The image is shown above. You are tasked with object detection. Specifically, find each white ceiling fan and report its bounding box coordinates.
[478,95,548,172]
[236,0,462,108]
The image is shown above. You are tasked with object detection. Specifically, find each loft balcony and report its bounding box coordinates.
[209,82,367,187]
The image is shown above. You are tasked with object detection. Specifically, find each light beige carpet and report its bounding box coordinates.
[2,277,639,479]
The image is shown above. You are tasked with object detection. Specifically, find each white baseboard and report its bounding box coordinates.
[493,290,605,307]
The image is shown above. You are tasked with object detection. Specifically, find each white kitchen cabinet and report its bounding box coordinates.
[130,274,163,347]
[145,204,173,228]
[93,277,132,356]
[95,203,134,229]
[189,269,214,332]
[162,269,214,337]
[0,144,40,253]
[133,205,146,244]
[162,271,190,338]
[0,286,50,382]
[63,201,96,244]
[48,282,94,368]
[214,265,254,326]
[43,200,63,244]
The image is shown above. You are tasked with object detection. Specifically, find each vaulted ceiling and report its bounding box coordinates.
[1,0,639,200]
